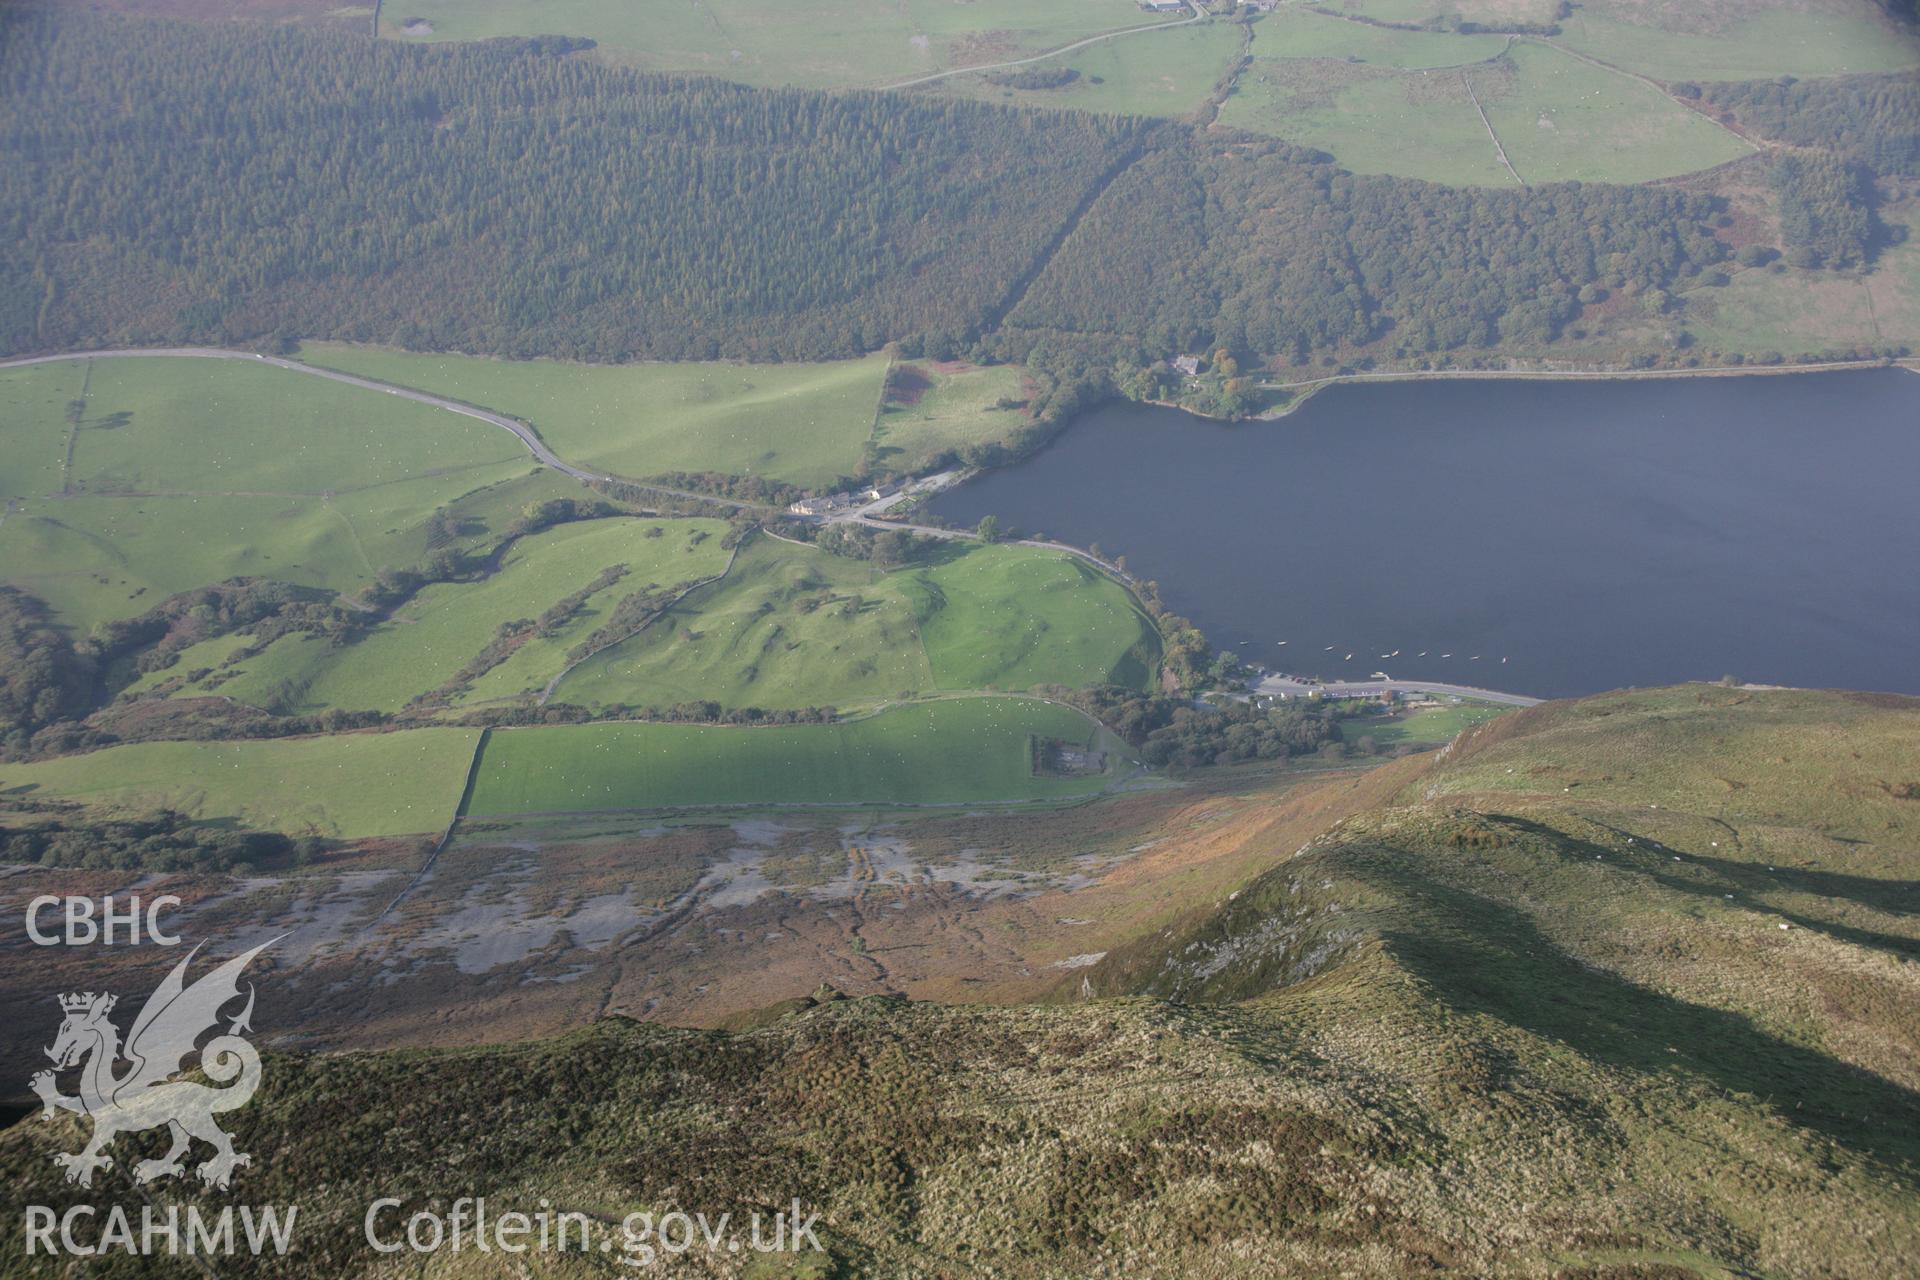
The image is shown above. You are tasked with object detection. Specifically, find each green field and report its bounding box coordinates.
[1310,0,1561,25]
[1677,268,1886,355]
[557,534,933,711]
[933,21,1244,119]
[460,523,736,708]
[6,689,1918,1275]
[1339,699,1512,747]
[0,466,584,634]
[1479,43,1749,184]
[869,361,1031,473]
[1678,202,1920,354]
[120,631,263,697]
[1559,6,1920,81]
[0,356,588,631]
[302,344,887,489]
[1221,24,1748,185]
[0,729,480,838]
[60,356,524,494]
[1222,55,1514,185]
[557,536,1160,712]
[462,697,1116,814]
[0,355,523,502]
[380,0,1190,90]
[1251,7,1511,70]
[1300,0,1917,81]
[903,544,1160,692]
[152,518,733,713]
[0,361,79,499]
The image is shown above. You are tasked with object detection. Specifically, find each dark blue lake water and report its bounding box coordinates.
[927,370,1920,699]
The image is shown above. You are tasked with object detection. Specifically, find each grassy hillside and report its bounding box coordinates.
[462,696,1118,814]
[0,728,479,837]
[557,536,1159,713]
[1559,1,1920,80]
[1220,16,1750,186]
[2,687,1910,1276]
[555,533,937,712]
[378,0,1192,90]
[1481,42,1751,184]
[58,356,523,493]
[867,359,1031,473]
[156,517,734,713]
[933,21,1246,119]
[1076,685,1920,1271]
[904,543,1161,693]
[300,344,890,488]
[0,355,578,631]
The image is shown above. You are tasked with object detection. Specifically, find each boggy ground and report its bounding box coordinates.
[0,758,1381,1094]
[0,685,1914,1277]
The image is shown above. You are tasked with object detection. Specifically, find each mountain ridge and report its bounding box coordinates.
[2,685,1913,1277]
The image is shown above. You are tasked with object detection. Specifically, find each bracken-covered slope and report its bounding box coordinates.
[1,687,1914,1277]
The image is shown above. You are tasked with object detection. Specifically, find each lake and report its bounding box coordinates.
[926,370,1920,699]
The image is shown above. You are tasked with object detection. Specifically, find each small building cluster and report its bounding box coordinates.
[1139,0,1188,11]
[787,483,897,517]
[787,494,854,517]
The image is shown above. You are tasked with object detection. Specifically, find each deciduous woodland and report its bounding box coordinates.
[1,9,1874,376]
[1698,72,1920,175]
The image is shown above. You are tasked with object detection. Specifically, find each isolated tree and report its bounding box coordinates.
[870,531,911,568]
[976,515,1001,544]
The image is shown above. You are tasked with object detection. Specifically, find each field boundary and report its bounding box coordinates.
[58,358,93,496]
[369,726,490,924]
[536,536,745,706]
[862,349,898,471]
[1461,66,1524,186]
[460,693,1133,819]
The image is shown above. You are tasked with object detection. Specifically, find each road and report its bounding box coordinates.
[823,507,1144,586]
[834,469,966,522]
[1251,673,1542,708]
[881,1,1207,91]
[1257,358,1915,397]
[0,346,758,508]
[812,470,1147,584]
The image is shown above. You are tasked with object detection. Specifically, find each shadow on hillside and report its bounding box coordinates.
[1497,814,1920,961]
[1355,852,1920,1180]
